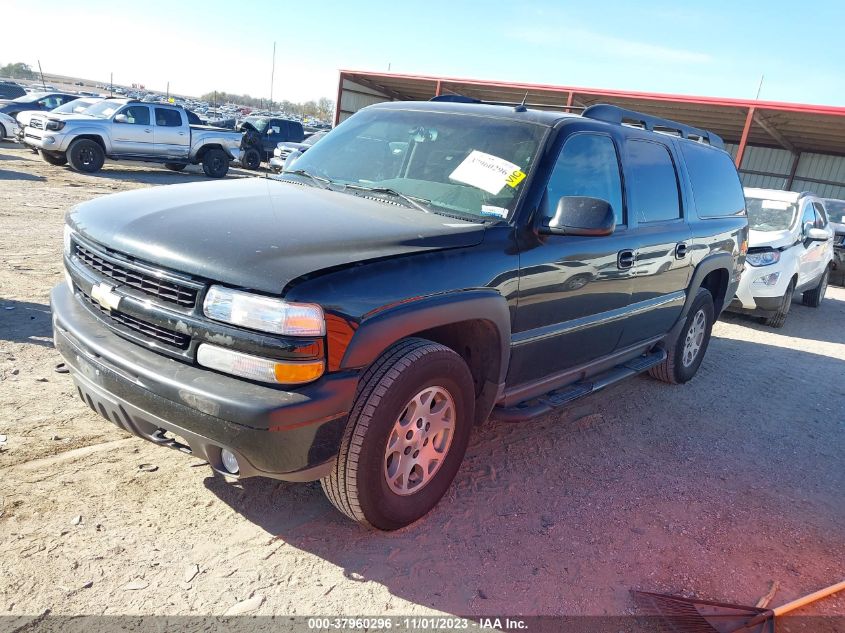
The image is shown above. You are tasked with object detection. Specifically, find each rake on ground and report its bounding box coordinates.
[632,579,845,632]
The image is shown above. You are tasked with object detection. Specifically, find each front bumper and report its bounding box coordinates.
[22,127,70,151]
[728,262,791,313]
[51,283,356,481]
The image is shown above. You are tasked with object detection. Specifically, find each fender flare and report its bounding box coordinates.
[674,252,734,330]
[62,129,110,153]
[340,289,512,386]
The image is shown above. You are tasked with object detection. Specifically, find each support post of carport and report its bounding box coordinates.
[735,106,755,169]
[334,71,345,127]
[435,80,442,97]
[565,91,574,113]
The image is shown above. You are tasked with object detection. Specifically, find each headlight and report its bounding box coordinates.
[45,119,65,131]
[197,343,324,384]
[273,147,282,157]
[203,285,325,336]
[63,224,73,256]
[745,251,780,267]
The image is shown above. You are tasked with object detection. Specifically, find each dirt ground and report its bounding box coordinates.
[1,141,843,623]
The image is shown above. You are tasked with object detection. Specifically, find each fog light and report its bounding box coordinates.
[221,449,239,474]
[197,343,324,385]
[753,272,781,286]
[44,136,56,145]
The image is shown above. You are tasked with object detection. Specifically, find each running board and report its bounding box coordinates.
[491,348,667,422]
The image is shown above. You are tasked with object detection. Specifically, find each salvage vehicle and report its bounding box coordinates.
[52,100,747,529]
[728,188,833,327]
[0,80,26,99]
[268,130,328,172]
[14,97,102,144]
[0,92,79,119]
[22,98,242,177]
[238,115,305,167]
[0,111,19,139]
[822,198,845,285]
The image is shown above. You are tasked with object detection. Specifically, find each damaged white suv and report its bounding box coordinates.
[729,188,833,327]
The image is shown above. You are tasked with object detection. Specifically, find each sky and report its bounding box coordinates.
[3,0,844,106]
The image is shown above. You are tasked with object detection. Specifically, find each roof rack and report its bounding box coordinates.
[583,104,724,149]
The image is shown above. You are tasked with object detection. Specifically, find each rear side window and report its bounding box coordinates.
[625,140,681,222]
[154,108,182,127]
[680,142,745,218]
[546,133,624,226]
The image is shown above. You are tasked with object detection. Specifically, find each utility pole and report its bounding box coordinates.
[37,60,46,89]
[110,72,113,97]
[166,81,170,100]
[755,74,765,100]
[269,41,276,111]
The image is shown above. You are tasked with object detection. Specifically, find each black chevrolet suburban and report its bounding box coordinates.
[52,100,748,529]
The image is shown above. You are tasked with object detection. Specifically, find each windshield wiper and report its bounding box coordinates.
[281,169,332,190]
[343,184,432,214]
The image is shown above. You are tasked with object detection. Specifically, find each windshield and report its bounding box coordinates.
[745,196,798,232]
[53,99,94,114]
[13,93,47,102]
[284,108,546,219]
[244,116,268,133]
[84,101,122,119]
[823,199,845,224]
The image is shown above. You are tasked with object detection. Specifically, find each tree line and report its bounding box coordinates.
[201,92,335,120]
[0,62,36,80]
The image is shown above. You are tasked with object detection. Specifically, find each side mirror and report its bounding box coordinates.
[114,114,128,123]
[806,227,829,241]
[542,196,616,237]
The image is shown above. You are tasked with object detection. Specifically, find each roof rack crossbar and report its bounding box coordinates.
[582,104,724,149]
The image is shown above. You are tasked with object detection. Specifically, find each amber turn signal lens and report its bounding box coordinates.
[273,360,325,384]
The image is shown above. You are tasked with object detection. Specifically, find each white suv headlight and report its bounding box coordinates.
[745,251,780,267]
[203,286,325,336]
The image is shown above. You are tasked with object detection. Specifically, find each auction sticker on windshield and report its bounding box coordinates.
[449,150,526,194]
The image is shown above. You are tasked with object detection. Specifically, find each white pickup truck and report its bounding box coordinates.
[22,98,242,177]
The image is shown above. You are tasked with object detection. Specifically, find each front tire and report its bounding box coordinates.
[321,338,475,530]
[802,268,829,307]
[201,148,229,178]
[66,138,105,173]
[40,150,68,166]
[649,288,714,384]
[763,279,795,328]
[0,123,6,139]
[241,147,262,170]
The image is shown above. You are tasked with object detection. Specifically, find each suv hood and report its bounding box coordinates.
[748,228,796,250]
[68,177,486,294]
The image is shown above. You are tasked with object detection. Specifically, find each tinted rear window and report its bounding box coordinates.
[680,142,746,218]
[625,139,681,223]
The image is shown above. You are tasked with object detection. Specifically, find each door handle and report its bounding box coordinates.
[675,242,688,259]
[617,249,635,269]
[144,129,152,133]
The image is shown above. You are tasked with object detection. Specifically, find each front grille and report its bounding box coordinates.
[30,119,43,130]
[74,242,198,308]
[835,233,844,245]
[80,288,190,350]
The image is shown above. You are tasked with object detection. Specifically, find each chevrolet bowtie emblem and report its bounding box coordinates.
[90,282,122,311]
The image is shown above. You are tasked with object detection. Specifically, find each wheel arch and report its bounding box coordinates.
[340,290,512,424]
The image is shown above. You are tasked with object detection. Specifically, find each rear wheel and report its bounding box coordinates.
[321,338,475,530]
[649,288,714,384]
[201,148,229,178]
[0,123,6,139]
[763,279,795,328]
[40,150,67,166]
[67,138,104,173]
[802,268,829,307]
[164,162,186,172]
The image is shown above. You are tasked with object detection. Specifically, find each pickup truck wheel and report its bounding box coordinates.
[164,163,186,172]
[763,279,795,328]
[0,123,6,139]
[321,338,475,530]
[802,268,829,307]
[40,150,68,166]
[201,149,229,178]
[67,138,104,173]
[648,288,714,384]
[241,148,262,170]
